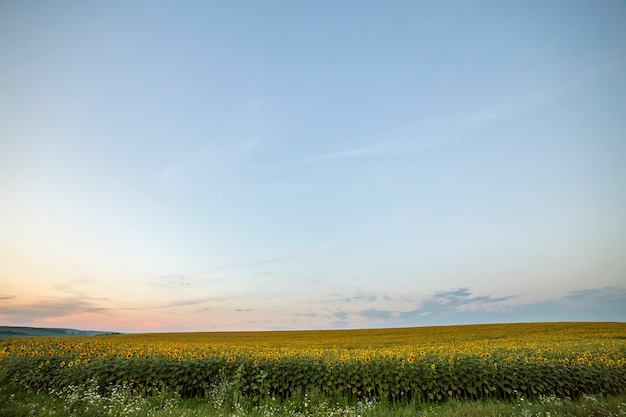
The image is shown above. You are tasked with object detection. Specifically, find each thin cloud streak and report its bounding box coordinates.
[155,297,222,309]
[54,280,109,301]
[157,137,263,186]
[207,251,315,272]
[149,250,318,288]
[276,144,400,167]
[275,91,567,170]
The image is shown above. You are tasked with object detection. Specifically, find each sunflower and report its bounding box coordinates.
[60,361,66,367]
[227,357,233,363]
[253,360,259,366]
[68,361,74,367]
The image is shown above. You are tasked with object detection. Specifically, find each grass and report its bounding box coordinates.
[1,380,625,417]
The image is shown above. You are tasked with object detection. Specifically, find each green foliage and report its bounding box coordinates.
[2,352,625,403]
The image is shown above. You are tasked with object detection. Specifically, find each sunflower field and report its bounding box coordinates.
[1,322,624,402]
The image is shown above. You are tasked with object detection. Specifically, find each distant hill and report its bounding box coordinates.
[0,326,120,338]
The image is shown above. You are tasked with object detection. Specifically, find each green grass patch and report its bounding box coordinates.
[1,381,625,417]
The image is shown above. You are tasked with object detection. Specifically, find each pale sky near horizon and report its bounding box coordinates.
[1,1,625,333]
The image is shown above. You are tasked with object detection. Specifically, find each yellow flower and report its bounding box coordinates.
[253,360,259,366]
[68,361,74,367]
[227,357,233,363]
[60,361,66,367]
[431,363,436,370]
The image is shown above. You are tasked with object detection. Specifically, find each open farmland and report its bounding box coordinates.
[1,322,624,403]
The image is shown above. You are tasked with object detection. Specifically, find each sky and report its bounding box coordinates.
[1,1,625,333]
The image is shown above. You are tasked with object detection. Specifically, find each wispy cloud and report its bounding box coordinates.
[353,292,378,302]
[87,307,112,313]
[276,90,565,170]
[157,138,262,186]
[0,298,108,324]
[417,288,515,314]
[55,280,107,300]
[149,251,316,289]
[354,288,516,325]
[273,130,464,170]
[352,287,626,327]
[360,309,394,320]
[323,291,380,304]
[333,311,349,320]
[156,297,221,309]
[159,163,189,186]
[152,274,195,288]
[276,144,401,167]
[207,251,314,272]
[0,295,16,301]
[562,287,626,303]
[156,144,211,187]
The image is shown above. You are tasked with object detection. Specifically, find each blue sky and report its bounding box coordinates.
[1,1,625,332]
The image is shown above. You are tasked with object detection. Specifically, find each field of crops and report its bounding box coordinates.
[1,322,624,402]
